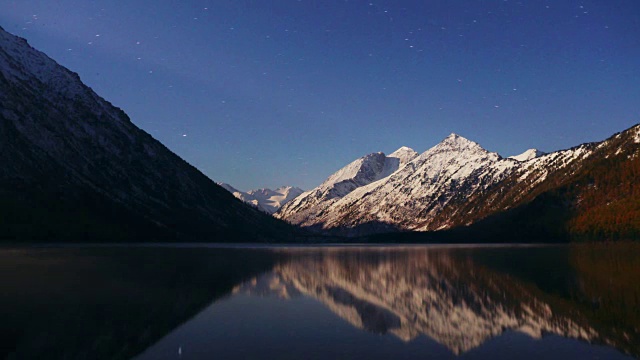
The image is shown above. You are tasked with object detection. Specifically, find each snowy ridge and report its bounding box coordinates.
[275,147,418,225]
[514,145,592,189]
[322,134,511,232]
[317,150,413,198]
[0,26,136,160]
[278,134,515,233]
[0,28,84,98]
[388,146,419,166]
[278,125,640,235]
[218,183,303,214]
[509,149,545,162]
[0,27,122,122]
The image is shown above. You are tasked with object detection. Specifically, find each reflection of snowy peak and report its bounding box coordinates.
[237,250,597,355]
[232,273,301,299]
[218,183,303,214]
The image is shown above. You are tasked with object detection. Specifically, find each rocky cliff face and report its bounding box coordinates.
[0,26,292,242]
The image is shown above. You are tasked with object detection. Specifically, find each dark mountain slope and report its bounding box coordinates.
[0,26,293,243]
[443,124,640,241]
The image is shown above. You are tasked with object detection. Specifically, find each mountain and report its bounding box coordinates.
[218,184,303,214]
[275,146,418,231]
[277,125,640,240]
[0,26,293,242]
[509,148,545,162]
[276,134,513,235]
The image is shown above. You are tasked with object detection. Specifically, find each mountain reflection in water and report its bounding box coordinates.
[138,244,639,360]
[2,244,638,359]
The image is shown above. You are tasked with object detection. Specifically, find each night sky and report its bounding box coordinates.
[1,1,639,191]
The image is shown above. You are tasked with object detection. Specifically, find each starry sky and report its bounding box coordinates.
[1,1,639,191]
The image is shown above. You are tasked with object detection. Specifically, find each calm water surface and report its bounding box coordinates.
[1,244,638,359]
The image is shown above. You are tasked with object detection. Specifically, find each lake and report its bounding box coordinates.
[1,244,638,359]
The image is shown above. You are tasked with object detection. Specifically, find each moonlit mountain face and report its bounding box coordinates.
[218,184,303,214]
[276,133,517,234]
[0,26,292,242]
[275,146,418,231]
[277,125,640,238]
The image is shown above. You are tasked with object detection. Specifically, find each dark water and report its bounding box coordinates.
[1,244,638,359]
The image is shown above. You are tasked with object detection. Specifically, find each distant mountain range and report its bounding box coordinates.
[218,183,303,214]
[276,124,640,240]
[0,26,294,242]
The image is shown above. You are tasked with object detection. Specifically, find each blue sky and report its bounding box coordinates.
[1,1,639,191]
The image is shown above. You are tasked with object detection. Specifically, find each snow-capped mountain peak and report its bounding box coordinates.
[276,134,507,230]
[275,148,423,224]
[388,146,419,166]
[431,133,491,155]
[509,149,545,162]
[405,133,500,172]
[319,152,388,191]
[278,123,640,236]
[274,186,305,199]
[247,188,278,198]
[218,183,304,214]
